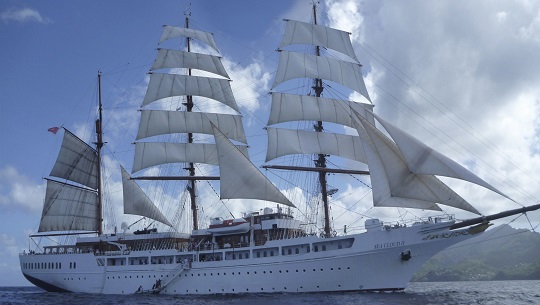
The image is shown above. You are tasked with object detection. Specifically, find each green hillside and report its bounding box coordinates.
[412,224,540,282]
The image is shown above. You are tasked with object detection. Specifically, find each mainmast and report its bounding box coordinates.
[131,8,246,233]
[183,12,199,231]
[95,71,104,236]
[310,3,332,238]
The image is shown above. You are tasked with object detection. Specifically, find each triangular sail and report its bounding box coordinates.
[371,112,510,200]
[212,125,295,207]
[121,166,173,227]
[353,113,481,215]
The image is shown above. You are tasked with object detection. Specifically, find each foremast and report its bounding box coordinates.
[264,2,373,237]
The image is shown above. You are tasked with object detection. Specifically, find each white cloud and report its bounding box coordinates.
[318,0,540,228]
[1,7,51,24]
[0,166,44,213]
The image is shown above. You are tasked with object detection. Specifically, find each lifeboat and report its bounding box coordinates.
[206,218,250,235]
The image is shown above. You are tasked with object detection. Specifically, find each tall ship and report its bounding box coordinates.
[19,4,539,294]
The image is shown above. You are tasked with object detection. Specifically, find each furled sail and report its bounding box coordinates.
[212,126,295,207]
[152,48,229,79]
[266,128,367,163]
[371,112,510,200]
[136,110,246,143]
[279,19,358,62]
[121,167,173,227]
[353,113,481,215]
[38,180,99,232]
[272,51,371,102]
[159,25,218,51]
[50,129,98,189]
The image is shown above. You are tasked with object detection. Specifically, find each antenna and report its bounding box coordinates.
[184,2,192,18]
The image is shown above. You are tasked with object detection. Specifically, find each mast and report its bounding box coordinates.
[95,71,104,236]
[132,8,246,233]
[311,3,331,237]
[183,12,198,231]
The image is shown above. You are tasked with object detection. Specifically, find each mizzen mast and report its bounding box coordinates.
[95,71,104,236]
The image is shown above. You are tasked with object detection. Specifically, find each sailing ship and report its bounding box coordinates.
[19,4,539,294]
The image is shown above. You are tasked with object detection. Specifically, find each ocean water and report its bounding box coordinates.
[1,281,539,305]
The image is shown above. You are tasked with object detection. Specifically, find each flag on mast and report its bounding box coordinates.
[48,127,60,134]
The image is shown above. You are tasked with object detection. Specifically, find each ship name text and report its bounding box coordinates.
[374,241,405,249]
[422,230,469,240]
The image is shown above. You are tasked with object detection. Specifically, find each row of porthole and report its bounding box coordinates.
[100,266,352,281]
[24,261,78,270]
[181,266,351,277]
[107,274,168,280]
[168,284,344,294]
[64,277,86,280]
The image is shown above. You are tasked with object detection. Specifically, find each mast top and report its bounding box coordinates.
[184,2,192,18]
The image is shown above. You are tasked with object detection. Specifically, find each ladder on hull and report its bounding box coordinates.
[136,260,191,294]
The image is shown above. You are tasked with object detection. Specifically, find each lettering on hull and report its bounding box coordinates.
[373,241,405,249]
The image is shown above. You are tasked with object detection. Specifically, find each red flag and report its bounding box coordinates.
[48,127,60,134]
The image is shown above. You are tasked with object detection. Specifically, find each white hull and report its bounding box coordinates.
[19,222,482,294]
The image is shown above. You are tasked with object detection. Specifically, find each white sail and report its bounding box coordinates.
[372,112,510,200]
[354,114,481,214]
[268,93,374,127]
[142,73,239,112]
[152,49,229,79]
[159,25,219,52]
[137,110,247,143]
[120,166,173,227]
[266,128,366,164]
[272,51,371,102]
[49,129,98,190]
[38,180,99,232]
[280,19,358,62]
[212,126,295,207]
[132,142,248,173]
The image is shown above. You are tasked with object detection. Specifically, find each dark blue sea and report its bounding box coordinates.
[1,281,539,305]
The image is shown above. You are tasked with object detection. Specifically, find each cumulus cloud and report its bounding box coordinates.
[319,0,540,228]
[1,7,51,24]
[0,166,44,213]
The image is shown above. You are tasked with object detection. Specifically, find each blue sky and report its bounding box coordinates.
[2,0,540,287]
